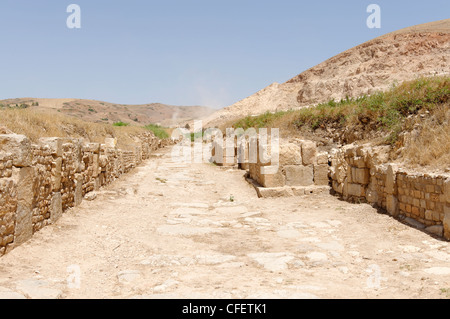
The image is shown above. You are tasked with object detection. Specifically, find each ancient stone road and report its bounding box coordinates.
[0,147,449,299]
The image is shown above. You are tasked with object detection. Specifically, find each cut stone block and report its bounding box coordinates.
[277,143,302,166]
[0,134,32,167]
[257,187,293,198]
[285,165,313,187]
[347,183,365,197]
[52,157,62,191]
[386,194,399,217]
[74,174,83,206]
[259,168,285,188]
[291,186,306,196]
[92,154,99,178]
[304,186,330,195]
[386,164,398,195]
[366,188,378,204]
[444,178,450,204]
[50,192,62,223]
[39,137,63,157]
[314,164,329,185]
[425,225,443,237]
[444,207,450,240]
[105,138,117,148]
[351,167,370,185]
[316,152,328,165]
[301,141,317,165]
[14,167,35,246]
[332,181,343,194]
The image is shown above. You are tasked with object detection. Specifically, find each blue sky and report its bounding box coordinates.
[0,1,448,108]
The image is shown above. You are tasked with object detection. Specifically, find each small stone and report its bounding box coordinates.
[277,229,301,239]
[425,225,443,237]
[117,270,142,284]
[16,280,62,299]
[247,252,295,272]
[424,267,450,275]
[404,217,426,229]
[0,287,26,299]
[84,192,97,201]
[306,252,328,262]
[153,279,179,293]
[338,266,349,274]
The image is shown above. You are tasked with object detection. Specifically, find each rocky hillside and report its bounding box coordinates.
[0,98,215,128]
[203,19,450,128]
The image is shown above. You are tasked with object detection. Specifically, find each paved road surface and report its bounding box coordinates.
[0,147,449,299]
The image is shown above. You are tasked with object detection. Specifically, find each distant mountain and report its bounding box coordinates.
[203,19,450,128]
[0,98,216,128]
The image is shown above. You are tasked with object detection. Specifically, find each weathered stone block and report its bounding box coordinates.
[257,187,293,198]
[14,167,35,246]
[39,137,63,157]
[426,225,443,237]
[366,189,378,204]
[316,152,328,165]
[291,186,306,196]
[444,178,450,204]
[50,192,62,223]
[301,141,317,165]
[444,207,450,240]
[105,138,117,148]
[332,181,343,194]
[351,167,370,185]
[353,156,366,168]
[259,167,285,188]
[277,143,302,166]
[385,165,398,195]
[86,143,101,154]
[347,183,365,197]
[74,174,83,206]
[51,157,62,191]
[314,164,329,185]
[304,186,330,195]
[284,165,313,187]
[0,134,32,167]
[386,194,398,217]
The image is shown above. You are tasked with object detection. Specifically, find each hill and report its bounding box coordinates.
[203,19,450,128]
[0,98,215,128]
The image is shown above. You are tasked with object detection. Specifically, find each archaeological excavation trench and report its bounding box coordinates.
[0,132,449,299]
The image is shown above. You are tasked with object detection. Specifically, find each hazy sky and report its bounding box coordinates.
[0,0,448,108]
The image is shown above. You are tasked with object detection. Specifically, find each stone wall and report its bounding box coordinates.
[246,139,331,197]
[330,144,450,240]
[0,132,162,256]
[209,135,450,240]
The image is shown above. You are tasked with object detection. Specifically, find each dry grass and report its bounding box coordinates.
[0,108,151,150]
[395,104,450,169]
[229,76,450,169]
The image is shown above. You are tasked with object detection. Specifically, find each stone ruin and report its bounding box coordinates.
[209,135,450,241]
[0,132,169,256]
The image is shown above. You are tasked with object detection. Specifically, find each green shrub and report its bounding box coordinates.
[231,76,449,145]
[144,124,169,139]
[113,121,129,127]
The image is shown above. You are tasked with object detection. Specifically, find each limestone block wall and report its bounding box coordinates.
[211,138,237,167]
[247,139,330,191]
[0,132,162,256]
[396,173,447,227]
[330,144,450,240]
[0,152,16,255]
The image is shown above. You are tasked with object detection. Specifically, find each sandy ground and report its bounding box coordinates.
[0,147,449,299]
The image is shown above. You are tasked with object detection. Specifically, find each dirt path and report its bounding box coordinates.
[0,147,449,299]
